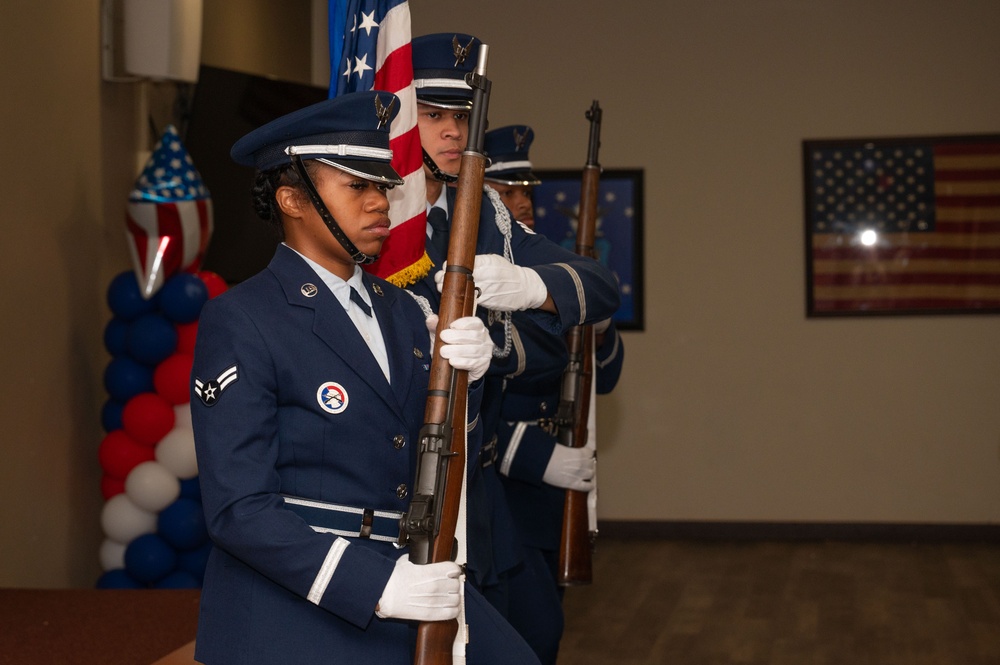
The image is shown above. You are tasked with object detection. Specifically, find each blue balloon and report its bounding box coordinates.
[158,498,209,550]
[103,318,129,356]
[107,271,157,321]
[179,476,202,500]
[104,357,155,402]
[126,313,178,365]
[159,273,209,323]
[176,542,213,584]
[96,568,144,589]
[124,533,177,584]
[101,399,125,432]
[154,570,201,589]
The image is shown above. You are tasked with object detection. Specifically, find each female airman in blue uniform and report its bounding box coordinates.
[190,91,540,665]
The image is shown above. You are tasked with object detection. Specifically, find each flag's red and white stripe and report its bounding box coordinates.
[357,2,429,286]
[126,199,214,298]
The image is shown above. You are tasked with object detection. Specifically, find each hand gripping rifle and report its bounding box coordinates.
[398,45,492,665]
[557,100,602,586]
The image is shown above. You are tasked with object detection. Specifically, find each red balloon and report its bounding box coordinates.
[154,353,194,405]
[175,321,199,354]
[101,474,126,499]
[122,393,176,446]
[99,430,156,479]
[197,270,229,299]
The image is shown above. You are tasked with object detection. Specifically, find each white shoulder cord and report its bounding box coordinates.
[483,185,514,359]
[405,289,435,319]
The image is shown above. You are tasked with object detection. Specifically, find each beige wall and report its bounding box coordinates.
[1,0,109,588]
[410,1,1000,523]
[1,0,997,588]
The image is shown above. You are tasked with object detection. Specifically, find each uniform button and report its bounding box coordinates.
[413,347,424,359]
[393,434,406,449]
[539,401,548,413]
[396,484,408,499]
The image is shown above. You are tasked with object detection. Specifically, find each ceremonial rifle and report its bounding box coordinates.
[557,100,602,586]
[398,45,492,665]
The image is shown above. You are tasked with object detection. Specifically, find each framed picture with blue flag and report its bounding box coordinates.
[803,134,1000,317]
[532,168,645,330]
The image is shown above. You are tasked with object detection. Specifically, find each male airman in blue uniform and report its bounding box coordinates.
[406,34,622,618]
[484,124,626,664]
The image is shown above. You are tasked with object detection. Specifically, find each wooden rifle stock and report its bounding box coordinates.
[404,45,492,665]
[558,100,602,586]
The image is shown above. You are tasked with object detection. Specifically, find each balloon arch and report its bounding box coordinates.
[96,125,227,588]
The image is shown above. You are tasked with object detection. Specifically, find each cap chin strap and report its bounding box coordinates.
[291,156,378,265]
[422,148,459,183]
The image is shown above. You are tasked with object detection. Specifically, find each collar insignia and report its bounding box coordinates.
[301,283,319,297]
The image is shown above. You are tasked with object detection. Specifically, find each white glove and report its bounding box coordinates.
[376,556,461,621]
[438,316,493,381]
[594,317,612,334]
[434,254,548,312]
[543,444,596,491]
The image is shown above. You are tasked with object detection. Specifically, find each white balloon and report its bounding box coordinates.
[156,425,199,479]
[101,493,157,544]
[99,538,127,571]
[173,403,192,430]
[125,460,181,512]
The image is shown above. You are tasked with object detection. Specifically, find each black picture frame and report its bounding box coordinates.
[803,134,1000,317]
[531,168,645,330]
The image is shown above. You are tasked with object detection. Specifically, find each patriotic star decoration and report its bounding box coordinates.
[126,123,214,298]
[129,125,210,203]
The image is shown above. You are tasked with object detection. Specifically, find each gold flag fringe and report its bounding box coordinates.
[384,252,435,288]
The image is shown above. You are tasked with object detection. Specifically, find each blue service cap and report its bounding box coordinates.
[412,33,481,110]
[230,91,405,185]
[484,125,541,186]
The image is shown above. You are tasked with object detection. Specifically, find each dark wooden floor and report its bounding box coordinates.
[558,539,1000,664]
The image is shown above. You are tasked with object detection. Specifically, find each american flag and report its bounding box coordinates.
[126,125,213,299]
[805,137,1000,314]
[329,0,430,287]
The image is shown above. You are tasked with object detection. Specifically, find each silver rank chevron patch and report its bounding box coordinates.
[194,365,239,407]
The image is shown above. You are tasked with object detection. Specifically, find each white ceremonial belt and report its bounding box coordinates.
[282,495,403,543]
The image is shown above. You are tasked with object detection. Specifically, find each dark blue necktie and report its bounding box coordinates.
[349,287,371,317]
[427,207,450,259]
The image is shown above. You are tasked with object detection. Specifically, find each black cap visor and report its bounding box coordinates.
[317,157,405,186]
[485,170,541,187]
[416,92,473,110]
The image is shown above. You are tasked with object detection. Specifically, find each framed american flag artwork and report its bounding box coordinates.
[803,134,1000,317]
[532,168,645,331]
